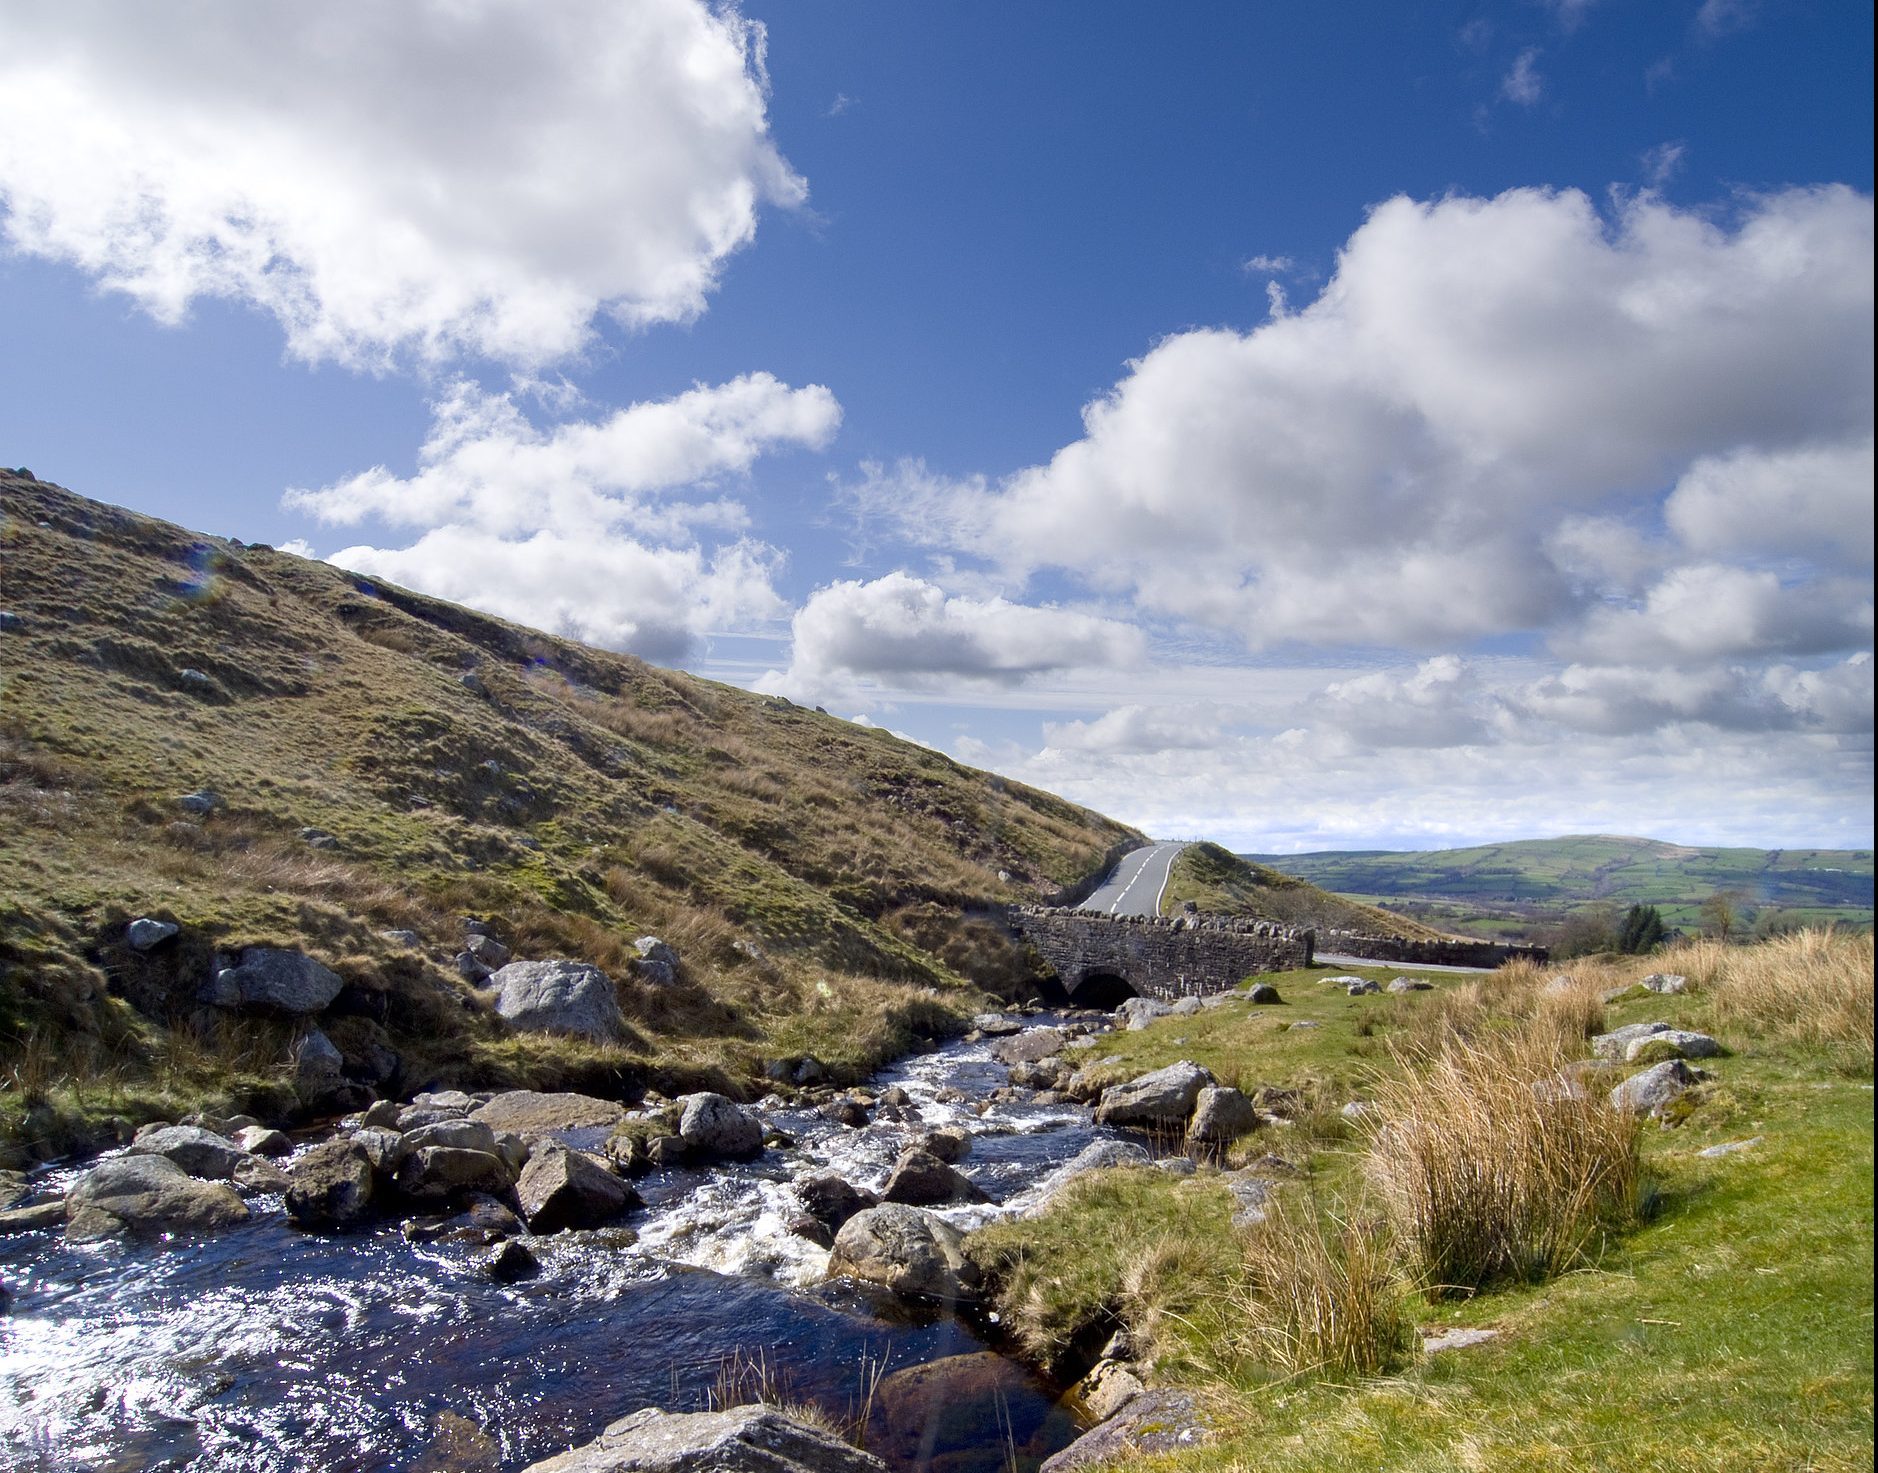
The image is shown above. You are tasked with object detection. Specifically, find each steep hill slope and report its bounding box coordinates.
[0,474,1139,1142]
[1161,843,1448,939]
[1248,835,1875,937]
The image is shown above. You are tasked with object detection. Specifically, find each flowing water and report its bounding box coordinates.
[1,1018,1123,1472]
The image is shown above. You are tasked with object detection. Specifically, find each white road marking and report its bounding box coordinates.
[1108,842,1180,916]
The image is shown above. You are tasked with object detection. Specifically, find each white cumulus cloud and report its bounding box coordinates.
[759,573,1148,702]
[0,0,803,368]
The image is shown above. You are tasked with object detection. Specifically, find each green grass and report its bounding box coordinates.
[1159,842,1449,939]
[967,940,1875,1471]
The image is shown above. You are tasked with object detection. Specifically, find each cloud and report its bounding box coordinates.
[1242,254,1296,274]
[1640,141,1687,186]
[1043,704,1230,755]
[1696,0,1759,38]
[331,528,785,662]
[0,0,803,368]
[1514,655,1875,737]
[1664,439,1874,568]
[852,185,1873,657]
[1564,565,1873,663]
[294,373,837,660]
[287,374,840,534]
[1502,48,1545,105]
[1316,656,1501,747]
[759,573,1148,701]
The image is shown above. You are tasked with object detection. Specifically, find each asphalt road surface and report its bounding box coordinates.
[1082,841,1189,917]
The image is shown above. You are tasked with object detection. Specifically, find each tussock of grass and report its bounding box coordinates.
[1696,929,1874,1069]
[1231,1196,1413,1379]
[1363,1032,1642,1298]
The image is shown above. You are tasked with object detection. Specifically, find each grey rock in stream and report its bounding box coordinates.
[521,1403,886,1472]
[472,1089,626,1135]
[677,1093,764,1160]
[826,1203,981,1302]
[66,1155,249,1241]
[1094,1060,1215,1129]
[518,1146,639,1233]
[126,1125,250,1180]
[285,1138,376,1229]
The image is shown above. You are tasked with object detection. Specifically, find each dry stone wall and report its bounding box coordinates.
[1012,907,1313,1002]
[1320,931,1549,968]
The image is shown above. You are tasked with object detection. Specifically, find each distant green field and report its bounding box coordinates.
[1248,835,1874,941]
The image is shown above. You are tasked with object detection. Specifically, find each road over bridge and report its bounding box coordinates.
[1011,905,1313,1007]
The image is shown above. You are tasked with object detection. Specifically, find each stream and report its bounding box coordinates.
[0,1014,1124,1472]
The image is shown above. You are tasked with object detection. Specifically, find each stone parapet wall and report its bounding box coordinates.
[1321,931,1549,968]
[1012,906,1313,1001]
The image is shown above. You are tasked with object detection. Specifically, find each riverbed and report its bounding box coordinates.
[0,1015,1122,1472]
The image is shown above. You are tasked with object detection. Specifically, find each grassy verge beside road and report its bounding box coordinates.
[965,933,1875,1471]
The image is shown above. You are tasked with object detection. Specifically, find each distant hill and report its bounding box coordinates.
[1246,835,1875,940]
[1163,843,1449,938]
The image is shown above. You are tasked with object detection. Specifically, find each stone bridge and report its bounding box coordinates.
[1012,906,1313,1006]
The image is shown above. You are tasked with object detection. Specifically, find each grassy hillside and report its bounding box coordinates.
[1248,835,1875,939]
[0,474,1139,1149]
[1162,843,1448,939]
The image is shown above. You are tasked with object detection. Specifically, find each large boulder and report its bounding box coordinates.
[1094,1061,1215,1129]
[826,1204,981,1303]
[517,1146,639,1233]
[125,1125,248,1180]
[677,1093,764,1161]
[1116,998,1170,1031]
[991,1029,1068,1065]
[488,960,627,1042]
[1625,1029,1722,1063]
[1591,1022,1671,1061]
[1610,1059,1702,1119]
[472,1090,627,1136]
[1186,1086,1259,1148]
[202,948,344,1014]
[881,1148,988,1207]
[65,1155,249,1241]
[520,1403,886,1473]
[285,1138,377,1229]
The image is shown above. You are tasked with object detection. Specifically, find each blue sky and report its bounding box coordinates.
[2,1,1871,851]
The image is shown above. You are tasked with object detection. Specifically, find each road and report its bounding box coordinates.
[1315,951,1493,974]
[1082,841,1188,917]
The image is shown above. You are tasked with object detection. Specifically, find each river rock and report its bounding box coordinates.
[127,917,179,950]
[353,1127,409,1175]
[1610,1059,1703,1119]
[793,1171,877,1232]
[204,948,345,1014]
[1040,1389,1211,1471]
[819,1097,870,1128]
[472,1090,627,1136]
[395,1146,515,1203]
[1117,998,1171,1030]
[403,1119,501,1156]
[871,1352,1077,1471]
[972,1012,1024,1036]
[993,1028,1070,1065]
[1186,1086,1259,1147]
[827,1204,981,1302]
[0,1201,67,1234]
[232,1156,293,1194]
[286,1139,376,1229]
[126,1125,250,1180]
[1625,1029,1722,1063]
[914,1126,972,1164]
[66,1155,249,1241]
[677,1094,764,1160]
[1592,1022,1672,1061]
[486,1238,541,1283]
[518,1146,639,1233]
[488,960,627,1042]
[1094,1061,1215,1129]
[882,1148,988,1207]
[520,1403,886,1473]
[234,1125,292,1157]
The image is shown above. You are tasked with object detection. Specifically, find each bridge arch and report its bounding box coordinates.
[1066,970,1137,1009]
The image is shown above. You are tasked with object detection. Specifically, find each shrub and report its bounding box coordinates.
[1230,1194,1413,1379]
[1363,1033,1643,1298]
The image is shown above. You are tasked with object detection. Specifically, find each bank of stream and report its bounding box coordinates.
[1,1013,1127,1472]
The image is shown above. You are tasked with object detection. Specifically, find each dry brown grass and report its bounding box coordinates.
[1363,1030,1643,1298]
[1694,929,1875,1069]
[1229,1195,1413,1379]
